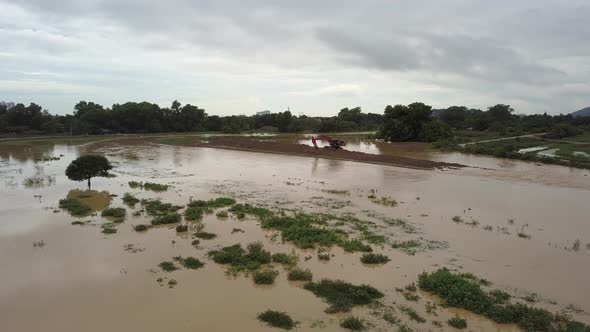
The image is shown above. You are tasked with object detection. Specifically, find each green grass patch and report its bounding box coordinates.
[303,279,383,313]
[253,270,279,284]
[399,305,426,323]
[101,207,126,218]
[360,253,390,264]
[141,199,182,216]
[151,213,182,225]
[184,206,204,221]
[59,198,91,216]
[173,256,205,269]
[129,181,169,191]
[257,310,297,330]
[340,317,365,330]
[272,253,298,267]
[287,268,313,281]
[229,203,274,219]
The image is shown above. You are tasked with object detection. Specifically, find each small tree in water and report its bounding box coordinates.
[65,155,112,190]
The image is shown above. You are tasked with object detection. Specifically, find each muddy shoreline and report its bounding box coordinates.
[165,137,466,170]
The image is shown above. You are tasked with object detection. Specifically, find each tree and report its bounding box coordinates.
[65,155,113,190]
[378,102,453,142]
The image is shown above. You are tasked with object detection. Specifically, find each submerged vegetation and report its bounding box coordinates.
[128,181,169,192]
[360,253,390,264]
[303,279,384,313]
[122,193,140,206]
[287,268,313,281]
[151,213,182,225]
[173,256,205,269]
[253,270,279,284]
[340,317,365,331]
[59,198,92,216]
[257,310,297,330]
[208,242,271,275]
[101,207,126,219]
[447,316,467,329]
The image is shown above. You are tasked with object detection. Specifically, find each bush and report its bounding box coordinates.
[142,182,168,192]
[133,224,149,232]
[159,261,177,272]
[257,310,296,330]
[340,317,365,331]
[253,270,279,284]
[194,231,217,240]
[141,199,182,216]
[272,253,297,267]
[447,316,467,329]
[175,224,188,232]
[122,193,139,206]
[174,256,204,269]
[287,268,313,281]
[216,210,229,218]
[101,207,126,218]
[340,239,372,253]
[303,279,383,313]
[184,206,204,221]
[151,213,182,225]
[101,227,117,234]
[360,253,390,264]
[208,242,271,273]
[59,198,91,216]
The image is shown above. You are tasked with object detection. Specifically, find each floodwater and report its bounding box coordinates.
[1,135,589,332]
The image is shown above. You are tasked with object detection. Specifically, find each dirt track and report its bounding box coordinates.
[188,137,465,170]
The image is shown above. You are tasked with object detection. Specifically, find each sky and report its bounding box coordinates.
[0,0,589,116]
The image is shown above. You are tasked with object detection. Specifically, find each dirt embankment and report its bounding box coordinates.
[187,137,465,170]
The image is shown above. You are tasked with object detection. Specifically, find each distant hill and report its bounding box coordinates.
[571,106,590,117]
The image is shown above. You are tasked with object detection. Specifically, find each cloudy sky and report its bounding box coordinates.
[1,0,589,116]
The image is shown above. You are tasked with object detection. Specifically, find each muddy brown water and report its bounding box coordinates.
[1,135,589,332]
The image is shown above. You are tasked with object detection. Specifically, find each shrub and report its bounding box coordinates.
[151,213,182,225]
[133,224,149,232]
[257,310,296,330]
[360,253,390,264]
[340,239,372,253]
[174,256,204,269]
[141,199,182,216]
[272,253,297,267]
[159,261,177,272]
[208,242,271,273]
[489,289,511,304]
[340,317,365,331]
[176,224,188,233]
[142,182,168,192]
[185,206,204,221]
[448,316,467,329]
[216,210,229,218]
[287,268,313,281]
[399,305,426,323]
[318,253,331,261]
[59,198,92,216]
[101,207,126,218]
[101,227,117,234]
[253,270,279,284]
[303,279,383,313]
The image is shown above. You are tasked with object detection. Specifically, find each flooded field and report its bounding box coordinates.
[1,135,589,332]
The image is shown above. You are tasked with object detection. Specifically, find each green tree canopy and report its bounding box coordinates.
[65,155,113,190]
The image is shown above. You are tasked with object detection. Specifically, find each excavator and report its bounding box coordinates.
[310,135,346,150]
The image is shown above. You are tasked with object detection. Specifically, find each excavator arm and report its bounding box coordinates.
[311,135,346,150]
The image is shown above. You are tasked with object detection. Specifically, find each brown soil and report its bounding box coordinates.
[195,137,465,170]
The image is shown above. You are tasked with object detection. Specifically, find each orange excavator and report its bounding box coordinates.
[310,135,346,150]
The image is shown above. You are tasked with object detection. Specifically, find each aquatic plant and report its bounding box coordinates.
[133,224,149,232]
[159,261,178,272]
[184,206,204,221]
[122,193,140,206]
[141,199,183,216]
[208,242,271,274]
[340,317,365,331]
[360,253,390,264]
[287,268,313,281]
[303,279,383,313]
[216,210,229,218]
[194,231,217,240]
[257,310,296,330]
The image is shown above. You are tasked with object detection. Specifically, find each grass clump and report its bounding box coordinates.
[101,207,126,218]
[133,224,149,232]
[340,317,365,330]
[229,203,274,219]
[175,224,188,233]
[257,310,296,330]
[208,242,271,273]
[184,206,204,221]
[194,231,217,240]
[272,253,297,267]
[360,253,390,264]
[141,199,182,216]
[418,268,590,331]
[400,305,426,323]
[173,256,204,269]
[340,239,372,253]
[129,181,169,191]
[122,193,140,206]
[447,316,467,329]
[303,279,383,313]
[59,198,92,216]
[216,210,229,218]
[101,226,117,234]
[452,216,464,223]
[318,253,331,261]
[287,268,313,281]
[159,261,178,272]
[151,213,182,225]
[207,197,236,207]
[253,270,279,284]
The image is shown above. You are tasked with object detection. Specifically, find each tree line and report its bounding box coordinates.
[1,100,588,141]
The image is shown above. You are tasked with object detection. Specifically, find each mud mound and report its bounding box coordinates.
[197,137,465,170]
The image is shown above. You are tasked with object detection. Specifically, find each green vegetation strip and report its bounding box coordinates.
[418,268,589,332]
[303,279,383,313]
[257,310,297,330]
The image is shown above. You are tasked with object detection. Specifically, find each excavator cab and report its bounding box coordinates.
[311,135,346,150]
